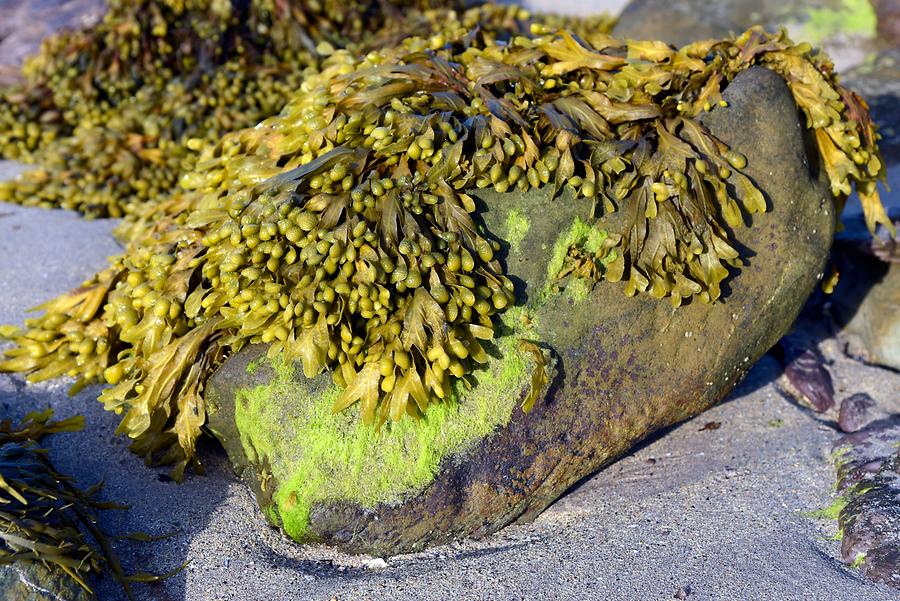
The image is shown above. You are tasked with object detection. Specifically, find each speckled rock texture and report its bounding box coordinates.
[834,419,900,589]
[0,562,92,601]
[206,66,836,556]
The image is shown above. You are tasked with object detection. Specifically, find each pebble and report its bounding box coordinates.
[782,349,835,412]
[838,392,876,433]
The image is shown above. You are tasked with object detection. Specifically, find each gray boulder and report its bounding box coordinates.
[205,67,836,556]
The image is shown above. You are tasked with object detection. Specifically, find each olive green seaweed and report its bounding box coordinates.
[0,410,175,599]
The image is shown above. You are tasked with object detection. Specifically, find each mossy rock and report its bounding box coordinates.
[613,0,874,48]
[206,67,836,555]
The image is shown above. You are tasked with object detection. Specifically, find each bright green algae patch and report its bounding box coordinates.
[505,209,531,253]
[232,320,536,540]
[803,0,876,43]
[541,216,614,302]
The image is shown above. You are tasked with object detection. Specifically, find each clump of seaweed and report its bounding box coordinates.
[0,409,169,598]
[0,24,891,478]
[0,0,615,225]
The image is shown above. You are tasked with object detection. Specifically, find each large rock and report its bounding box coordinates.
[206,67,836,555]
[613,0,876,61]
[832,253,900,370]
[834,419,900,588]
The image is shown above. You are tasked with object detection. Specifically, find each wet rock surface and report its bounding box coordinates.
[0,562,92,601]
[207,66,837,555]
[834,421,900,588]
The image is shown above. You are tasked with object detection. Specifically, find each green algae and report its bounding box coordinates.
[544,217,594,294]
[541,217,609,302]
[232,313,536,540]
[565,278,592,303]
[245,358,261,376]
[805,495,848,523]
[505,209,531,254]
[849,551,867,569]
[803,0,876,43]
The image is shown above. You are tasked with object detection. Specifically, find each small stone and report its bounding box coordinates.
[831,259,900,371]
[674,585,691,599]
[365,558,388,570]
[838,393,876,433]
[781,349,835,412]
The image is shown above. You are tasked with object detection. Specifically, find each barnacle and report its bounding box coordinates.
[0,410,170,598]
[0,22,891,479]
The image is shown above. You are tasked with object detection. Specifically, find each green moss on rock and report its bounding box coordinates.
[505,209,531,254]
[566,278,592,304]
[232,315,537,540]
[541,217,610,301]
[804,0,876,43]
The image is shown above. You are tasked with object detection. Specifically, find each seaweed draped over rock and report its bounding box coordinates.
[0,26,891,478]
[0,0,614,224]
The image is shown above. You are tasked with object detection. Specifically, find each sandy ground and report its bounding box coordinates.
[0,1,897,598]
[2,145,900,601]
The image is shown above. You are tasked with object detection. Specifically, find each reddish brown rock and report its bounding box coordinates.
[839,392,877,433]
